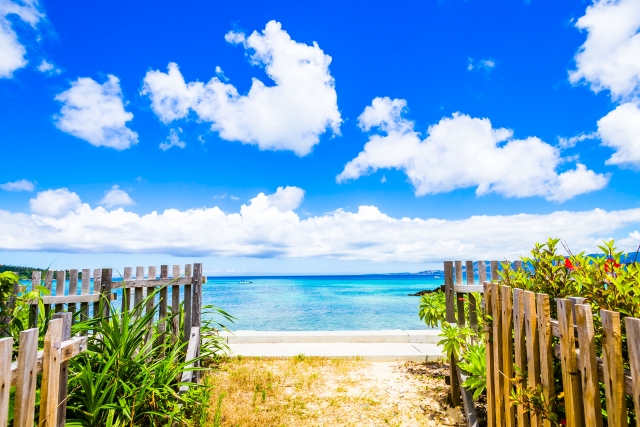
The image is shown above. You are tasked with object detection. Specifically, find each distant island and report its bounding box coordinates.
[386,270,444,276]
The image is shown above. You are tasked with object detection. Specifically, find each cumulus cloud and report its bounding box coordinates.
[29,188,81,217]
[597,102,640,168]
[557,132,598,149]
[2,186,640,261]
[141,20,341,156]
[337,97,609,202]
[0,179,34,191]
[159,128,186,151]
[569,0,640,100]
[0,0,44,78]
[37,59,60,74]
[99,185,134,208]
[54,75,138,150]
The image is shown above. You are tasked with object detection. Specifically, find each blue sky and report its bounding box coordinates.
[1,0,639,274]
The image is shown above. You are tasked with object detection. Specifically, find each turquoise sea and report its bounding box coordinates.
[22,274,446,331]
[203,275,444,331]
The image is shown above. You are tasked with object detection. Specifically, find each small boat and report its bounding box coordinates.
[239,280,253,284]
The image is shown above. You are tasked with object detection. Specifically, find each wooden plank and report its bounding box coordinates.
[33,294,103,304]
[80,269,90,324]
[55,270,65,313]
[134,267,144,315]
[192,263,203,382]
[158,265,169,342]
[0,337,12,427]
[179,327,201,394]
[39,318,63,427]
[501,286,515,427]
[483,281,495,427]
[68,269,78,317]
[467,261,478,336]
[575,304,602,427]
[492,282,504,427]
[100,268,113,319]
[10,336,87,386]
[624,317,640,420]
[14,328,39,427]
[171,265,180,342]
[601,310,628,427]
[114,276,194,288]
[44,270,53,320]
[457,364,479,427]
[490,260,499,282]
[478,260,487,284]
[523,291,541,427]
[184,264,193,344]
[513,289,529,427]
[557,299,584,427]
[30,271,41,328]
[455,261,465,327]
[454,285,484,294]
[536,294,554,427]
[123,267,132,312]
[444,261,459,407]
[52,313,71,427]
[92,269,101,321]
[146,266,157,344]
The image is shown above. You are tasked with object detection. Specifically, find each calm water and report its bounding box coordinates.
[23,274,446,331]
[203,275,444,330]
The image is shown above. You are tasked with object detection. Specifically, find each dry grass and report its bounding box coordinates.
[201,355,465,427]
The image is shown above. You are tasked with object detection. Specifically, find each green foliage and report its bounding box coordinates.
[65,289,232,427]
[437,322,473,360]
[458,342,486,399]
[510,369,564,426]
[418,290,446,327]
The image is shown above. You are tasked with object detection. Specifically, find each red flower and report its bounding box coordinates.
[564,258,575,271]
[604,258,621,273]
[560,420,567,426]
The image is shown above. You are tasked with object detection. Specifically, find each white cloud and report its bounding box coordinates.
[54,75,138,150]
[468,58,496,72]
[141,20,341,156]
[337,97,609,202]
[569,0,640,100]
[0,0,44,78]
[37,59,60,74]
[597,102,640,168]
[0,179,34,191]
[159,128,186,151]
[29,188,81,217]
[100,185,134,208]
[557,132,598,149]
[380,175,387,183]
[2,186,640,261]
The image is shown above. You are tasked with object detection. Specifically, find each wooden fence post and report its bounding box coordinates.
[159,265,169,341]
[14,328,38,427]
[192,263,203,383]
[68,270,78,318]
[30,271,41,328]
[601,310,628,427]
[501,286,515,427]
[80,269,90,326]
[101,268,113,319]
[51,312,72,427]
[557,299,584,427]
[39,318,63,427]
[483,279,496,427]
[444,261,460,407]
[0,337,12,426]
[123,267,132,312]
[171,265,181,342]
[466,260,478,334]
[183,264,193,342]
[575,304,602,427]
[513,288,529,427]
[624,317,640,418]
[536,294,554,427]
[92,269,101,321]
[523,291,541,427]
[55,271,65,313]
[44,270,53,322]
[455,261,465,327]
[134,267,144,315]
[492,282,505,427]
[146,266,157,344]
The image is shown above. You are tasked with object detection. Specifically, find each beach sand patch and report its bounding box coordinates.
[202,355,466,426]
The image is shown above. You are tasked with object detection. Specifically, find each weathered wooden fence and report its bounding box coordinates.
[2,263,206,425]
[445,260,640,427]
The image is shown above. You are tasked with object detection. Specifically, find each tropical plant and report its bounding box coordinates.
[418,290,446,327]
[458,342,486,399]
[437,322,473,360]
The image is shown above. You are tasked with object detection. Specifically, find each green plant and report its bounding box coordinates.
[510,371,564,426]
[458,342,486,399]
[65,287,232,427]
[437,322,473,360]
[418,290,446,327]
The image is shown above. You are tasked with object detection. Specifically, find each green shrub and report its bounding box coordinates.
[418,290,446,327]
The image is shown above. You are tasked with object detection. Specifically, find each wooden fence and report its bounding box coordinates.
[445,260,640,427]
[2,263,206,425]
